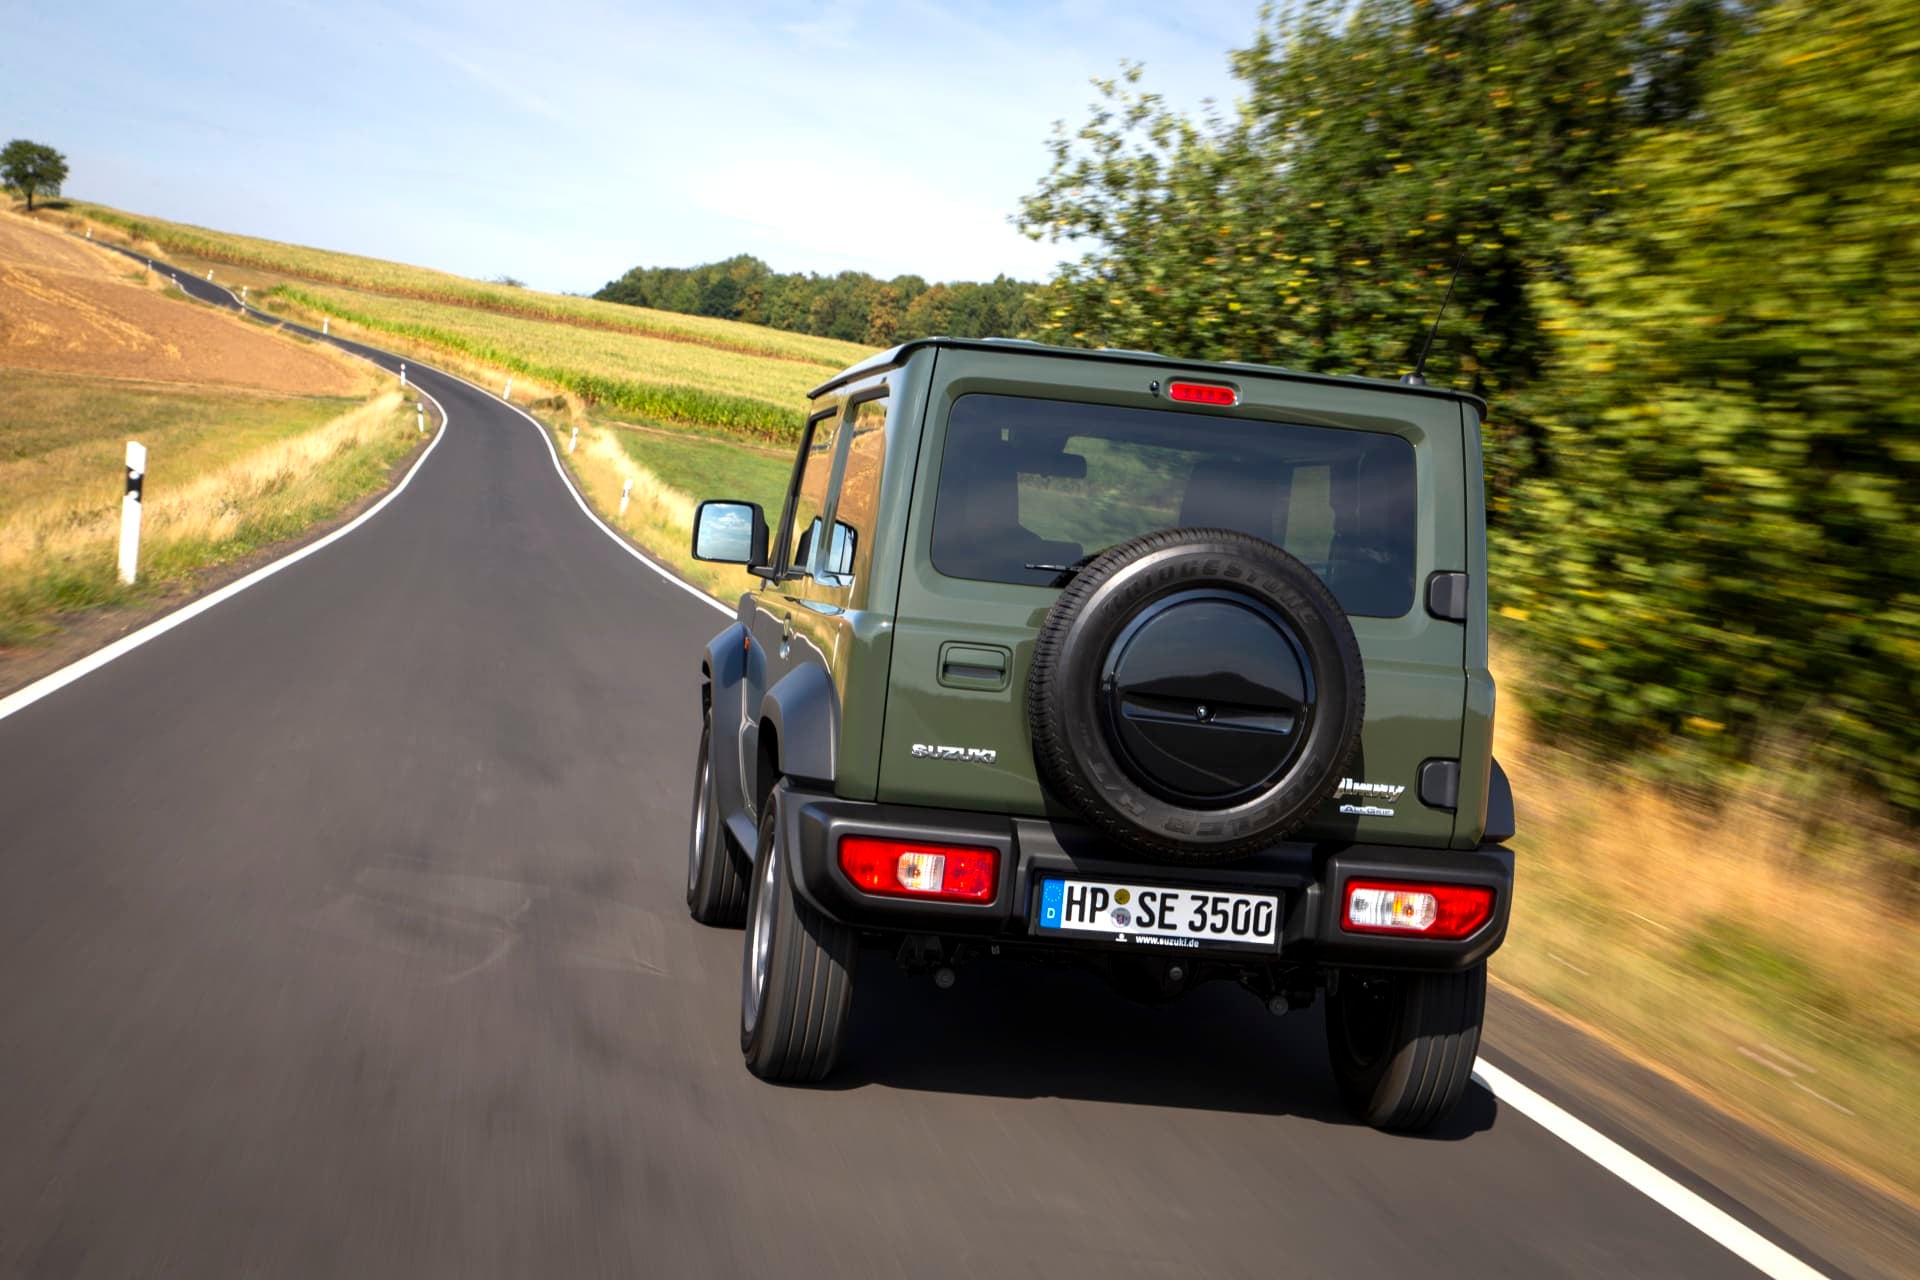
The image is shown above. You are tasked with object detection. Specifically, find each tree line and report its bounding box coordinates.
[594,255,1037,347]
[1019,0,1920,830]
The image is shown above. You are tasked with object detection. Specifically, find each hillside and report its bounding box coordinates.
[0,208,417,655]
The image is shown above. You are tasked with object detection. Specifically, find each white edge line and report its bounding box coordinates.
[0,385,451,725]
[114,232,728,621]
[457,376,734,620]
[203,268,728,624]
[1472,1058,1829,1280]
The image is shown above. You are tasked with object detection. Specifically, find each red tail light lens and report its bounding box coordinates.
[1167,380,1239,406]
[1342,880,1494,939]
[839,836,998,903]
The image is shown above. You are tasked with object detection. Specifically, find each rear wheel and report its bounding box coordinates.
[741,783,856,1082]
[1326,964,1486,1132]
[687,724,747,926]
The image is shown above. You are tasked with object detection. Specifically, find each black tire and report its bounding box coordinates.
[1326,963,1487,1132]
[1028,527,1365,862]
[687,724,748,926]
[740,783,856,1082]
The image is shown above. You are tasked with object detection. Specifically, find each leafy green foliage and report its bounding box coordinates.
[1498,0,1920,811]
[1018,0,1730,496]
[1,139,68,211]
[595,254,1037,345]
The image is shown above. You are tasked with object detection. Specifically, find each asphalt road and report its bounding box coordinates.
[0,256,1887,1278]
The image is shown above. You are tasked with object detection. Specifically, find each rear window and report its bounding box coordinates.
[929,393,1417,617]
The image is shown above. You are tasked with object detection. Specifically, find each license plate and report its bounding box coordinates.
[1034,878,1279,951]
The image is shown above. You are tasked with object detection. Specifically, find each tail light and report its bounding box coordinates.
[1167,380,1239,406]
[1342,880,1494,939]
[839,836,998,903]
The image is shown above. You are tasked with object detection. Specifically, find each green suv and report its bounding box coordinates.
[686,337,1515,1131]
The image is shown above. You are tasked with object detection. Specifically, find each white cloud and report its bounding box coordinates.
[683,155,1063,281]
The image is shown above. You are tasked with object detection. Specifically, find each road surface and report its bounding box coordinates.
[0,254,1904,1278]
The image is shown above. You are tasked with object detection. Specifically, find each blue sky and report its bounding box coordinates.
[8,0,1259,293]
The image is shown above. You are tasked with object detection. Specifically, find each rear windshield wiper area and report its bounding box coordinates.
[1026,548,1112,587]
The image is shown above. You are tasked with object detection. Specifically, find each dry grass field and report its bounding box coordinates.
[0,211,413,647]
[0,212,369,396]
[54,202,871,368]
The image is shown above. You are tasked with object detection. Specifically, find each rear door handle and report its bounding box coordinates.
[939,643,1011,691]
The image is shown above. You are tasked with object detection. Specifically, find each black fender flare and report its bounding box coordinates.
[702,623,752,848]
[1484,757,1516,844]
[760,664,839,792]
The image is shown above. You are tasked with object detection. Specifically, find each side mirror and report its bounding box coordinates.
[691,500,768,565]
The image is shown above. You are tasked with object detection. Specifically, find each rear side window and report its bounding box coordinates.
[780,408,841,574]
[928,393,1417,617]
[816,395,887,588]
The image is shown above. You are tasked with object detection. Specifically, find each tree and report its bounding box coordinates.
[864,285,903,346]
[1498,0,1920,815]
[1017,1,1735,496]
[1,139,68,211]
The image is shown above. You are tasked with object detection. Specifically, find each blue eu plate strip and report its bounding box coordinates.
[1039,878,1064,930]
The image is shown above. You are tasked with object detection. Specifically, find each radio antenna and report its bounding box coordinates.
[1401,252,1466,387]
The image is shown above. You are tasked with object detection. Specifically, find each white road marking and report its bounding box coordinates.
[0,385,451,726]
[1473,1058,1830,1280]
[224,269,731,621]
[483,391,735,619]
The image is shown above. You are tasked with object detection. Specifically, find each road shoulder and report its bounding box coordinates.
[1486,984,1920,1280]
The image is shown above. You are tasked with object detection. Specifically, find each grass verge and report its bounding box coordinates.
[1491,656,1920,1201]
[532,411,788,604]
[0,371,422,647]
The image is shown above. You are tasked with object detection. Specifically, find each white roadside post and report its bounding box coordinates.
[399,362,407,387]
[619,479,632,517]
[568,426,579,455]
[322,318,329,336]
[85,227,92,240]
[118,442,146,585]
[416,403,425,434]
[503,377,513,400]
[240,285,248,306]
[206,269,214,281]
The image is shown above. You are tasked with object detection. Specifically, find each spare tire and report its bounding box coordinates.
[1027,528,1364,862]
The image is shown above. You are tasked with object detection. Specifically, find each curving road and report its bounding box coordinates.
[0,252,1907,1278]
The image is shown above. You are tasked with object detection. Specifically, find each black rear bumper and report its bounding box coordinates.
[780,790,1512,972]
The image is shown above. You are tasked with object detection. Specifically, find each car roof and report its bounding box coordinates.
[807,336,1488,414]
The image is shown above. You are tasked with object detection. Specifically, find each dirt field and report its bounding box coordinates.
[0,212,368,396]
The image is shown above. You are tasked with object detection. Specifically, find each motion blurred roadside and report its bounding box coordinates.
[1017,0,1920,1199]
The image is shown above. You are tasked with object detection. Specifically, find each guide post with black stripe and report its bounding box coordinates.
[118,441,146,585]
